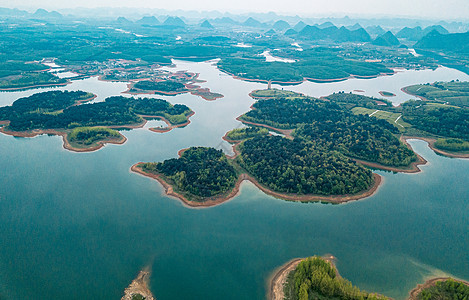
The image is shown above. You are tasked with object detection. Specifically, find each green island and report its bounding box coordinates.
[409,278,469,300]
[240,93,417,169]
[135,147,238,205]
[0,90,193,152]
[271,257,469,300]
[0,61,69,90]
[403,81,469,107]
[249,88,305,99]
[275,256,388,300]
[130,80,188,94]
[218,48,393,83]
[66,127,126,151]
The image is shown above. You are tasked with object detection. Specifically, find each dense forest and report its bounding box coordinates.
[325,92,392,109]
[140,147,237,200]
[0,72,67,89]
[133,80,187,92]
[67,127,122,146]
[0,92,192,131]
[238,136,374,195]
[225,127,268,141]
[417,279,469,300]
[434,138,469,152]
[401,101,469,140]
[240,96,416,167]
[283,257,387,300]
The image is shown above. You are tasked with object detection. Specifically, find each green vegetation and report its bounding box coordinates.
[225,127,268,141]
[218,48,392,82]
[240,94,416,167]
[140,147,237,201]
[250,88,303,99]
[352,107,412,131]
[401,100,469,140]
[132,80,187,93]
[0,61,47,77]
[417,279,469,300]
[284,256,387,300]
[67,127,122,146]
[238,136,373,195]
[404,81,469,107]
[0,92,192,131]
[379,91,395,97]
[131,294,145,300]
[434,138,469,152]
[326,92,392,109]
[0,72,67,89]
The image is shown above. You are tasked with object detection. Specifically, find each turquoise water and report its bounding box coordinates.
[0,62,468,299]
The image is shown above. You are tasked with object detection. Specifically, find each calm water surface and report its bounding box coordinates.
[0,61,468,300]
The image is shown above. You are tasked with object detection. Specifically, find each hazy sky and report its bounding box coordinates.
[2,0,469,20]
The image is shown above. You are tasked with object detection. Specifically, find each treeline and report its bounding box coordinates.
[284,257,387,300]
[240,96,415,167]
[141,147,237,200]
[68,127,121,145]
[0,92,192,131]
[418,279,469,300]
[238,136,373,195]
[401,101,469,140]
[133,80,187,92]
[225,127,268,141]
[434,138,469,152]
[326,92,392,109]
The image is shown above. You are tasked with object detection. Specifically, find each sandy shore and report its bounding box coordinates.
[408,277,469,300]
[268,255,338,300]
[121,270,155,300]
[403,136,469,159]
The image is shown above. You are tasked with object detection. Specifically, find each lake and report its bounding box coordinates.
[0,61,468,300]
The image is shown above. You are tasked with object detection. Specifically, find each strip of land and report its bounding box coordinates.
[121,270,155,300]
[403,136,469,158]
[408,277,469,300]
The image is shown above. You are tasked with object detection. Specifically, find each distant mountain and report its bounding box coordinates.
[213,17,238,25]
[366,25,386,37]
[137,16,160,25]
[200,20,214,29]
[0,7,28,17]
[285,29,298,36]
[415,30,469,54]
[396,26,423,40]
[397,25,448,41]
[317,22,335,29]
[347,23,363,31]
[293,21,307,32]
[163,16,186,27]
[33,8,62,19]
[372,31,400,46]
[116,17,133,24]
[298,25,370,42]
[264,29,276,36]
[243,17,263,27]
[272,20,290,31]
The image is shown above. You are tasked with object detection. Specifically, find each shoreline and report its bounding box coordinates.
[268,255,338,300]
[401,86,429,101]
[121,270,155,300]
[403,136,469,159]
[145,111,195,133]
[0,80,71,92]
[0,126,127,152]
[408,277,469,300]
[379,91,396,97]
[131,159,383,208]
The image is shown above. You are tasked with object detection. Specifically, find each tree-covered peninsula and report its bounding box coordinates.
[0,91,193,151]
[136,147,238,203]
[239,94,417,168]
[409,278,469,300]
[272,256,388,300]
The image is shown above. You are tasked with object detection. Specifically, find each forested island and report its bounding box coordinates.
[239,92,419,170]
[270,256,388,300]
[0,90,193,151]
[66,127,126,152]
